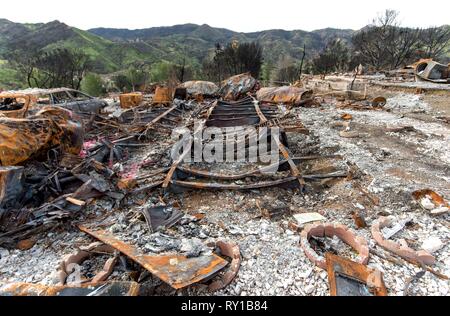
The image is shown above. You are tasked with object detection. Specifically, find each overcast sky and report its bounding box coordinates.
[1,0,448,32]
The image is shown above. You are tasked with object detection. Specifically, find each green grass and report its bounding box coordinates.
[0,62,25,90]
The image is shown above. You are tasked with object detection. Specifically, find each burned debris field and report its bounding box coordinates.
[0,7,449,298]
[0,69,449,297]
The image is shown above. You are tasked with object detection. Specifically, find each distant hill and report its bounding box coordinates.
[89,24,355,65]
[1,18,447,90]
[0,19,355,88]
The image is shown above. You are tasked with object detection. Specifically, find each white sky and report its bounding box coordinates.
[0,0,449,32]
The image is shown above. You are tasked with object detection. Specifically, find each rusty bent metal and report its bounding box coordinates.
[79,225,228,289]
[0,106,84,166]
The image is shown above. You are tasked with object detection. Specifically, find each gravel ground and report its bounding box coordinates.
[0,92,449,296]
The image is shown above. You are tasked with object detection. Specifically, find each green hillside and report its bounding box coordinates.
[0,18,448,90]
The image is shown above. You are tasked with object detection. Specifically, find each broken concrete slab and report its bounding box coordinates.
[293,212,326,226]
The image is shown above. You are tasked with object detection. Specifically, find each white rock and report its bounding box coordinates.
[420,197,435,210]
[430,207,449,215]
[0,248,9,259]
[421,237,444,253]
[355,203,365,210]
[304,284,314,294]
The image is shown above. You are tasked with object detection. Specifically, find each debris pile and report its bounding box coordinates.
[0,68,448,296]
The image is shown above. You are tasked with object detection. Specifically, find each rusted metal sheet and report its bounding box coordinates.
[153,87,173,104]
[219,73,259,101]
[412,189,449,209]
[0,281,140,296]
[0,94,32,118]
[119,93,143,108]
[326,253,388,296]
[256,86,313,106]
[0,106,84,166]
[78,225,228,289]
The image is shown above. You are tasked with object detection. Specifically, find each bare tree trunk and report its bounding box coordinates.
[298,44,306,79]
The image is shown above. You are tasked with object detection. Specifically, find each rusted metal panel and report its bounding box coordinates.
[256,87,313,106]
[326,253,388,296]
[0,106,84,166]
[153,87,173,104]
[119,93,143,108]
[78,225,228,289]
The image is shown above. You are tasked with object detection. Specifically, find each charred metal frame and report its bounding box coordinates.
[158,97,315,192]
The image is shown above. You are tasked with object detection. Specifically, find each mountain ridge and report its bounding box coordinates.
[0,18,355,79]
